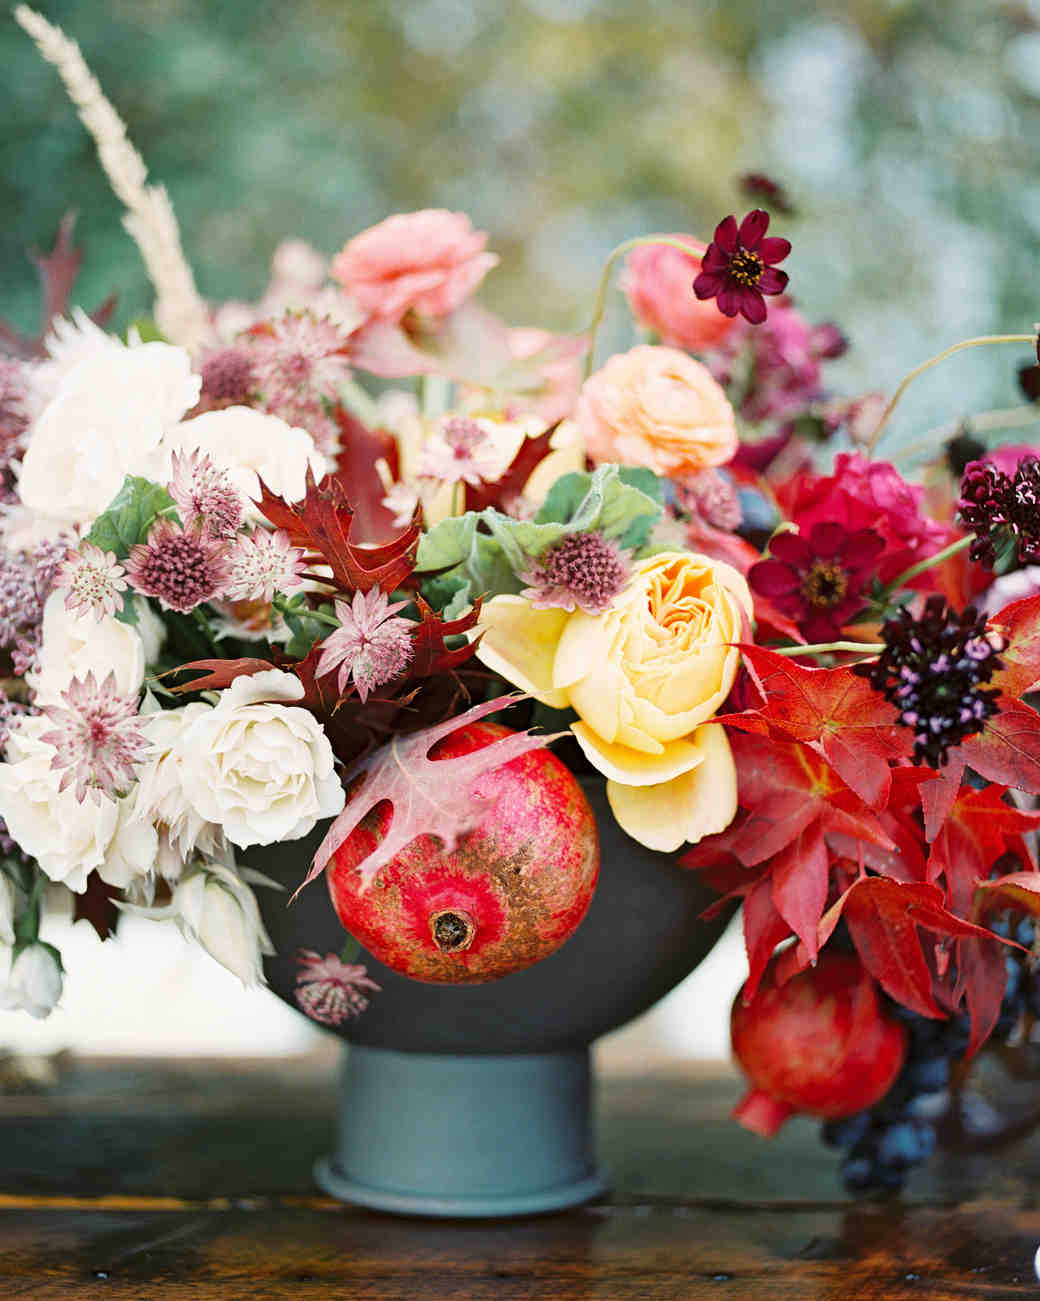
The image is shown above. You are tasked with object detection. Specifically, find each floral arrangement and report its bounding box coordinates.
[7,7,1040,1196]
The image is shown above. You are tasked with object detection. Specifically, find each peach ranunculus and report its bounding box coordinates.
[475,550,752,851]
[622,238,740,352]
[575,345,738,482]
[331,210,499,323]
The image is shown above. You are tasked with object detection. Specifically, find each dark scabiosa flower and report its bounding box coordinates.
[853,596,1005,768]
[125,518,231,613]
[195,346,256,412]
[749,522,885,642]
[958,456,1040,569]
[519,531,631,615]
[693,210,791,325]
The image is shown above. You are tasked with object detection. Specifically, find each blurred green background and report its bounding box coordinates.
[4,0,1040,454]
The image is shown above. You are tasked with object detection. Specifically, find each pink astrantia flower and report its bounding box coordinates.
[195,346,256,413]
[168,448,244,539]
[125,517,231,613]
[331,209,499,322]
[40,671,149,803]
[676,469,742,532]
[294,949,381,1025]
[315,588,414,700]
[53,542,128,621]
[416,417,501,486]
[248,310,351,408]
[693,210,791,325]
[519,532,632,615]
[223,529,307,603]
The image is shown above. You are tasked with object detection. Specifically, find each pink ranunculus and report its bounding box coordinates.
[331,210,499,323]
[622,238,739,352]
[778,452,954,587]
[575,345,738,480]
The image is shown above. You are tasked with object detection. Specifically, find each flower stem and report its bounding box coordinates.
[882,534,973,594]
[770,640,884,658]
[866,334,1038,455]
[892,402,1040,467]
[338,376,382,429]
[582,234,707,379]
[271,595,340,629]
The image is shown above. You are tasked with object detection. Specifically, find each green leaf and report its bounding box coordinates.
[84,476,177,560]
[534,464,662,548]
[479,510,566,573]
[127,317,165,344]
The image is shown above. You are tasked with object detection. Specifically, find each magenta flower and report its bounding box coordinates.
[749,522,885,642]
[125,517,231,613]
[519,532,631,615]
[168,448,244,539]
[314,588,414,700]
[53,542,128,621]
[693,210,791,325]
[40,671,149,803]
[294,949,381,1025]
[223,529,307,603]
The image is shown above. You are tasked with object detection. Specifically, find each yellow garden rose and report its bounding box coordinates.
[475,551,752,852]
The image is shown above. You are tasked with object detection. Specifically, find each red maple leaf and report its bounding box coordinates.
[954,696,1040,797]
[327,403,402,545]
[297,694,560,896]
[717,645,912,808]
[254,467,418,595]
[989,591,1040,699]
[927,784,1040,915]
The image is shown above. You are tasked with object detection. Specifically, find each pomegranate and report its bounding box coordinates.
[327,721,600,983]
[731,951,908,1136]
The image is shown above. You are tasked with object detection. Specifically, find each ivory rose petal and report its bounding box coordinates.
[605,724,738,852]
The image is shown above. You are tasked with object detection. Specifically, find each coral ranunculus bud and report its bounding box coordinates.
[730,952,908,1137]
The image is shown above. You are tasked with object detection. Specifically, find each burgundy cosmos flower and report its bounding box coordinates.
[693,210,791,325]
[749,522,885,642]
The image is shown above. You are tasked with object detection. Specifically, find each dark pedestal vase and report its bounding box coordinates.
[250,778,729,1217]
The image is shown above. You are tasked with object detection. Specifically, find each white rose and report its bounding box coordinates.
[0,874,14,947]
[132,703,227,868]
[133,597,168,666]
[26,308,127,417]
[28,591,146,706]
[19,339,200,529]
[165,407,327,520]
[100,803,160,891]
[172,862,275,986]
[0,716,120,891]
[0,943,63,1019]
[177,669,344,848]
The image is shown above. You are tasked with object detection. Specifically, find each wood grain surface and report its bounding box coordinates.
[2,1051,1040,1299]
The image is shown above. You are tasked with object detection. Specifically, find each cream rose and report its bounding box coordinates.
[27,592,146,707]
[475,551,751,851]
[575,345,737,481]
[18,339,201,529]
[0,716,154,892]
[165,407,327,520]
[176,670,345,848]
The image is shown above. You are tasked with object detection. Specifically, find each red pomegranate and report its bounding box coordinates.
[327,721,600,983]
[731,951,908,1136]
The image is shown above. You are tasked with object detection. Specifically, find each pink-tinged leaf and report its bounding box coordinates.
[742,874,793,1004]
[301,695,560,896]
[989,592,1040,698]
[843,877,997,1020]
[952,934,1010,1058]
[716,645,911,809]
[958,696,1040,796]
[166,658,277,694]
[769,821,829,962]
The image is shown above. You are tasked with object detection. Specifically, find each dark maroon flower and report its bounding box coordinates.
[958,455,1040,569]
[125,518,231,613]
[853,596,1004,768]
[693,210,791,325]
[739,173,795,216]
[1019,362,1040,403]
[749,522,885,642]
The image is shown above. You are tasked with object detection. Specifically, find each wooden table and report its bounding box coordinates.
[2,1050,1040,1299]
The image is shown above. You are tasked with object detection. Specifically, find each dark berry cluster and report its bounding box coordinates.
[853,596,1005,767]
[958,455,1040,569]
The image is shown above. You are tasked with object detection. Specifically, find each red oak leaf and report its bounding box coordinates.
[463,428,554,513]
[254,467,418,595]
[166,658,278,695]
[408,595,482,678]
[328,404,402,545]
[299,695,560,895]
[928,784,1040,915]
[717,645,912,808]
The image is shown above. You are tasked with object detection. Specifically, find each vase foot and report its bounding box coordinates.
[316,1044,607,1218]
